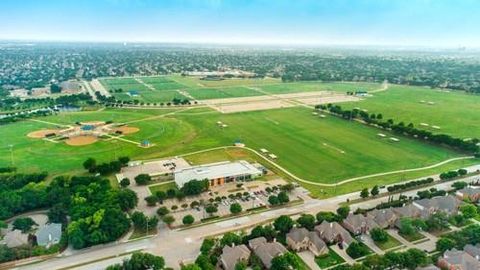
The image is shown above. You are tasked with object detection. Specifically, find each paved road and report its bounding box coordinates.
[15,166,480,270]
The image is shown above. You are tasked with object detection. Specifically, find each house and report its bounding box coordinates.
[314,221,354,247]
[393,204,422,219]
[437,249,480,270]
[248,237,287,269]
[219,245,251,270]
[286,227,327,256]
[367,208,398,228]
[413,195,461,217]
[342,213,379,235]
[1,230,29,248]
[35,223,62,248]
[456,187,480,202]
[174,160,263,188]
[464,244,480,261]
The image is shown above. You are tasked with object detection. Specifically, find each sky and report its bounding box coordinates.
[1,0,480,47]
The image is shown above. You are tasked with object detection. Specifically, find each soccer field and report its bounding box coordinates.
[0,106,463,183]
[342,85,480,139]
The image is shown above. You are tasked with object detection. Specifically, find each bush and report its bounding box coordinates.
[230,203,242,214]
[144,195,158,206]
[370,228,388,243]
[120,178,130,188]
[157,207,170,216]
[135,174,151,185]
[346,242,370,259]
[13,217,37,233]
[182,215,195,225]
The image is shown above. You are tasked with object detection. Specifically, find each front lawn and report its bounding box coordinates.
[399,231,426,242]
[315,248,345,269]
[374,234,402,250]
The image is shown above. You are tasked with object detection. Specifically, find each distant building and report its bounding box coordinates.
[35,223,62,248]
[1,230,29,248]
[438,248,480,270]
[219,245,251,270]
[174,160,263,188]
[413,195,461,217]
[314,221,354,247]
[342,213,379,235]
[456,187,480,202]
[286,227,327,256]
[248,237,287,269]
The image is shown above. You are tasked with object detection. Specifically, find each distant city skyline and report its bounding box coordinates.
[1,0,480,47]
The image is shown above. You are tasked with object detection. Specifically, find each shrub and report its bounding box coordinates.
[182,215,195,225]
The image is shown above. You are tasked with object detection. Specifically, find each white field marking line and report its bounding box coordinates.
[124,107,193,124]
[105,134,140,145]
[264,117,280,125]
[322,142,346,154]
[134,77,156,91]
[28,118,71,128]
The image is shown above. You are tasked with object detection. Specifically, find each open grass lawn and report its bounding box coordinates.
[374,234,402,250]
[170,75,281,88]
[342,85,480,139]
[315,248,345,268]
[259,82,381,94]
[399,231,426,242]
[184,86,262,100]
[174,107,461,183]
[149,182,177,194]
[100,78,187,103]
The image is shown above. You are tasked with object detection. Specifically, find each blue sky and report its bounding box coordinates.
[1,0,479,46]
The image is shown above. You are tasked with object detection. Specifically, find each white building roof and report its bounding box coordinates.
[174,160,262,188]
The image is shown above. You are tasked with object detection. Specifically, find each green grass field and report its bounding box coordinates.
[184,86,263,100]
[0,106,469,186]
[2,78,479,197]
[342,85,480,139]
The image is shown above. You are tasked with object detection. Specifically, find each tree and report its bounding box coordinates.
[370,228,388,243]
[48,203,68,224]
[460,204,477,219]
[182,215,195,225]
[135,174,151,185]
[436,237,456,253]
[220,232,242,247]
[452,181,468,190]
[156,206,170,216]
[118,156,130,166]
[277,191,290,204]
[316,211,340,223]
[270,252,301,270]
[120,178,130,188]
[162,215,175,227]
[346,242,370,259]
[83,158,96,173]
[13,217,37,233]
[360,188,369,199]
[106,252,165,270]
[273,215,294,234]
[230,203,242,214]
[156,191,167,203]
[235,261,247,270]
[181,264,201,270]
[297,214,316,230]
[398,218,416,236]
[336,206,350,219]
[268,195,280,205]
[458,168,468,176]
[371,185,380,197]
[117,189,138,211]
[425,212,450,232]
[195,254,215,270]
[50,83,62,93]
[144,195,158,206]
[181,180,208,196]
[200,238,215,255]
[205,205,218,216]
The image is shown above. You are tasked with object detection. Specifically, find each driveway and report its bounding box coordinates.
[298,251,321,270]
[330,245,355,265]
[360,234,384,255]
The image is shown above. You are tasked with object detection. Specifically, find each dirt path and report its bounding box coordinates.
[370,81,389,93]
[124,107,193,124]
[90,79,111,97]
